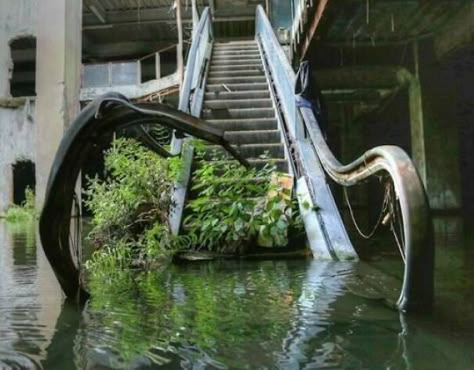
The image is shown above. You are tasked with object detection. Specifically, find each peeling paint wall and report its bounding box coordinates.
[0,101,36,213]
[0,0,37,213]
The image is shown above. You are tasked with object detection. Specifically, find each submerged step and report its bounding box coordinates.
[203,98,273,110]
[206,118,278,131]
[201,107,275,119]
[223,129,281,144]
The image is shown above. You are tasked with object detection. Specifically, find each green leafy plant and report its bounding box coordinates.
[85,138,303,274]
[5,187,36,222]
[84,138,182,270]
[182,144,302,253]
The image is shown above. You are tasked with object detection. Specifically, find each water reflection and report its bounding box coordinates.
[1,221,474,369]
[0,221,62,369]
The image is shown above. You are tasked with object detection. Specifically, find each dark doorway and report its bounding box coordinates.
[12,160,36,205]
[10,36,36,97]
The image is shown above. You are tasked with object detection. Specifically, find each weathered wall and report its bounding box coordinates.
[0,0,37,213]
[0,101,36,213]
[0,0,37,97]
[35,0,82,209]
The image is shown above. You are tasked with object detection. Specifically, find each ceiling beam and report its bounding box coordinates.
[82,5,256,28]
[83,7,191,26]
[82,41,171,60]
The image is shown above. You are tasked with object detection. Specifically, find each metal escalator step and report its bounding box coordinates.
[208,69,264,78]
[205,90,270,100]
[214,41,257,48]
[210,58,261,66]
[206,82,268,92]
[223,129,281,144]
[206,118,278,131]
[203,98,273,110]
[207,76,267,85]
[210,64,263,72]
[212,50,260,58]
[201,107,275,119]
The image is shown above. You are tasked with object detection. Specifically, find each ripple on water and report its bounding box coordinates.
[0,351,42,370]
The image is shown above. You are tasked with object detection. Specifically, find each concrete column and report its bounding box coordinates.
[408,43,462,212]
[35,0,82,209]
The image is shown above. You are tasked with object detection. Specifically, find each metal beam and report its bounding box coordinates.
[82,5,256,28]
[82,41,169,59]
[300,0,329,60]
[88,0,107,23]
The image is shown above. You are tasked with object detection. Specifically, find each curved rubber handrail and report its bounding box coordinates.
[300,107,434,313]
[255,4,433,313]
[39,92,248,301]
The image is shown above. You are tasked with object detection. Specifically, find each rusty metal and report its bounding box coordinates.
[300,0,329,60]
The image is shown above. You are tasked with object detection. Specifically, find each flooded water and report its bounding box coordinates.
[1,219,473,369]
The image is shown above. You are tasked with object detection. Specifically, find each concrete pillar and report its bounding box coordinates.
[35,0,82,209]
[408,43,462,212]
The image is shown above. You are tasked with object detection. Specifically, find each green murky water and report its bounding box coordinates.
[1,220,473,369]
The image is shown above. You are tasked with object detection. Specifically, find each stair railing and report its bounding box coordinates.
[178,7,212,119]
[255,5,433,313]
[169,7,214,234]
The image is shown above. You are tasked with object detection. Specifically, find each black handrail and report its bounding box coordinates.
[39,93,247,300]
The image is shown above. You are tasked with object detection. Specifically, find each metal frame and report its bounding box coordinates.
[255,5,434,313]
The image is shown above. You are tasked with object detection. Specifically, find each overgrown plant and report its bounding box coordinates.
[5,187,36,222]
[85,138,303,273]
[182,144,302,253]
[84,138,182,270]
